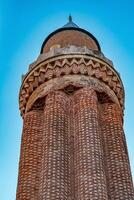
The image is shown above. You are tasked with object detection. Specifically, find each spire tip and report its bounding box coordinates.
[69,15,72,22]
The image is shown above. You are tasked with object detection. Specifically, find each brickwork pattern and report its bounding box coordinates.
[73,88,108,199]
[17,23,134,199]
[19,56,124,116]
[16,87,134,200]
[16,110,44,199]
[100,103,134,199]
[38,91,70,199]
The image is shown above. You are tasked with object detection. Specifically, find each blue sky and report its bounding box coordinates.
[0,0,134,199]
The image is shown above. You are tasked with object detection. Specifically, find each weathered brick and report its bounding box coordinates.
[17,21,134,200]
[42,30,99,53]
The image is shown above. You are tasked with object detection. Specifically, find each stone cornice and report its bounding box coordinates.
[28,46,113,72]
[19,47,124,116]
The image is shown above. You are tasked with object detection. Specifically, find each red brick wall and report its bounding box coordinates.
[16,87,134,199]
[38,91,70,199]
[100,103,134,199]
[42,30,99,53]
[16,110,44,199]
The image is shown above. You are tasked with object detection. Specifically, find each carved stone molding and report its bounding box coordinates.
[25,75,120,114]
[19,54,124,116]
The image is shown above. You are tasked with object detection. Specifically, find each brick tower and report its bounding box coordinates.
[17,17,134,199]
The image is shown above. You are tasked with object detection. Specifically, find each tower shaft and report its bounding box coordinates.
[17,20,134,199]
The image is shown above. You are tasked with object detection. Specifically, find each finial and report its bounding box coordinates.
[69,15,72,22]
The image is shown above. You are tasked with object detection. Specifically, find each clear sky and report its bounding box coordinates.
[0,0,134,199]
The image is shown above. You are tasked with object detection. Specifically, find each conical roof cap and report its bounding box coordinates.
[63,15,79,28]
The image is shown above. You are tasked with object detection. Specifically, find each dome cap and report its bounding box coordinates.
[40,16,101,53]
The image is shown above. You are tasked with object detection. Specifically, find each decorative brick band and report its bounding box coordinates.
[19,54,124,116]
[100,103,134,199]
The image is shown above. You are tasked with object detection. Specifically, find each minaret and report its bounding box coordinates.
[17,17,134,200]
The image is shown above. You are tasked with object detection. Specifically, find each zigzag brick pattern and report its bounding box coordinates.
[19,56,124,116]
